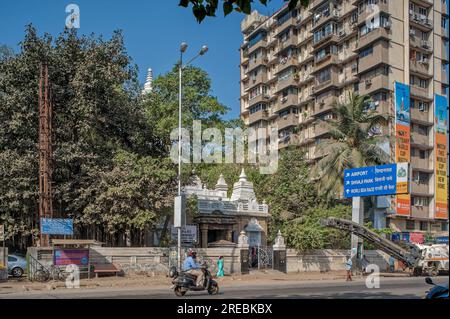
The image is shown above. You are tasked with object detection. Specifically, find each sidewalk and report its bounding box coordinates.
[0,270,410,295]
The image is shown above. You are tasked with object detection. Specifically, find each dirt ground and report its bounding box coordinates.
[0,270,410,295]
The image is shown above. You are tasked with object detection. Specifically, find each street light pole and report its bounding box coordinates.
[176,43,208,270]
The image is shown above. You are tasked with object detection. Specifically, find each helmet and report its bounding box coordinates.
[188,249,196,257]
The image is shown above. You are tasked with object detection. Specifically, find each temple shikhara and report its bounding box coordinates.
[183,169,270,248]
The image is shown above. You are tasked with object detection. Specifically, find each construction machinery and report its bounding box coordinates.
[322,217,449,276]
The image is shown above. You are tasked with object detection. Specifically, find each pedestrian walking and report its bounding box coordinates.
[389,256,395,273]
[345,255,353,281]
[216,256,224,277]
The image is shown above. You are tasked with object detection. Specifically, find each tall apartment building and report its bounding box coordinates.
[239,0,449,237]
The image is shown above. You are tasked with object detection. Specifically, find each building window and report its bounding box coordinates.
[417,124,428,136]
[413,171,429,183]
[359,46,373,58]
[420,221,428,231]
[419,149,427,159]
[406,220,415,230]
[443,223,449,232]
[412,196,429,207]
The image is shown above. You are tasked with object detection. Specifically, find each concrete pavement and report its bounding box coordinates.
[1,276,447,299]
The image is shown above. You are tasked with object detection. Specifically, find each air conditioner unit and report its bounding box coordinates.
[281,97,288,102]
[339,30,346,37]
[384,21,392,29]
[365,79,372,85]
[410,29,416,36]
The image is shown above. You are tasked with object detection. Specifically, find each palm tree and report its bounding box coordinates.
[311,94,390,201]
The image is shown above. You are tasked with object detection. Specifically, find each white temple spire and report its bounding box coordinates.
[142,68,153,95]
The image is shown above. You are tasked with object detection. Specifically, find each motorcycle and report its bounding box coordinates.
[425,277,449,299]
[169,263,219,297]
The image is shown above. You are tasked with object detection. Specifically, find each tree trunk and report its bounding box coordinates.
[159,214,171,247]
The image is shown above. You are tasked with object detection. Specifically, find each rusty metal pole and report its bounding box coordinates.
[38,64,53,247]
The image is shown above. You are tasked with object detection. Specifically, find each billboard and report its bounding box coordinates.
[53,249,89,266]
[434,94,448,219]
[394,82,411,216]
[344,163,409,198]
[40,218,74,235]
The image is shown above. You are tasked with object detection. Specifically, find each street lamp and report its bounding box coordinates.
[176,42,208,270]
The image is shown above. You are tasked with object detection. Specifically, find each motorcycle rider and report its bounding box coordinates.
[182,250,204,287]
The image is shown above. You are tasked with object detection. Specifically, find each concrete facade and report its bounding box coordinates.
[239,0,449,236]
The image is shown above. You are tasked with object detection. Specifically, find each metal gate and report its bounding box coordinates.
[249,246,273,270]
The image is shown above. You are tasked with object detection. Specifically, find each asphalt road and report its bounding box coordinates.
[1,276,448,299]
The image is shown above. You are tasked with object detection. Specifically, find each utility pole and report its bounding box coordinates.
[38,63,53,247]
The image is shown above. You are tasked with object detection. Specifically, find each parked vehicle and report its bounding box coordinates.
[169,263,219,297]
[425,277,449,299]
[7,254,27,278]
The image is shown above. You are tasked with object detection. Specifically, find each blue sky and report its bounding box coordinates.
[0,0,286,119]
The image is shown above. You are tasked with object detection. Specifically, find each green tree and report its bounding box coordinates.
[0,26,162,247]
[311,94,390,202]
[178,0,310,23]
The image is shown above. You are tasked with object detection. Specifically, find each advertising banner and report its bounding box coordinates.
[409,232,424,244]
[434,94,448,219]
[53,249,89,266]
[394,82,411,216]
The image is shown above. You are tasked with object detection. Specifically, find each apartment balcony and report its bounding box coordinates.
[279,134,298,148]
[409,12,433,31]
[248,93,271,107]
[276,56,298,74]
[410,85,432,101]
[411,156,433,172]
[247,39,268,55]
[411,107,432,125]
[355,27,390,51]
[442,1,449,15]
[442,45,449,62]
[275,76,297,93]
[358,2,389,25]
[247,73,268,89]
[313,54,340,73]
[410,60,432,78]
[277,113,299,130]
[313,95,337,116]
[278,36,298,51]
[248,55,269,72]
[276,16,296,35]
[312,10,340,31]
[358,44,388,73]
[248,109,269,124]
[411,181,431,196]
[312,33,340,49]
[411,132,432,149]
[313,121,330,138]
[409,36,432,53]
[411,206,431,220]
[442,69,449,85]
[277,94,299,110]
[358,74,389,95]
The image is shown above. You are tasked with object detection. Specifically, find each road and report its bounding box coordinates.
[0,277,447,299]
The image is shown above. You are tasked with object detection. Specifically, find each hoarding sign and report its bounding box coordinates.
[409,232,424,244]
[394,82,411,216]
[40,218,74,235]
[170,225,198,243]
[435,94,448,219]
[53,249,89,266]
[344,163,409,198]
[436,236,449,244]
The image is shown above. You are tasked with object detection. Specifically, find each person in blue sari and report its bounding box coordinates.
[216,256,224,277]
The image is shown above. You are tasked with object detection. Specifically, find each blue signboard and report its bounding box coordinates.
[41,218,74,235]
[344,163,409,198]
[436,236,449,244]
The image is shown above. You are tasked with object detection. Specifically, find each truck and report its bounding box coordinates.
[322,217,449,276]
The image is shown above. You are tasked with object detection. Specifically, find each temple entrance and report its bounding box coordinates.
[194,212,237,248]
